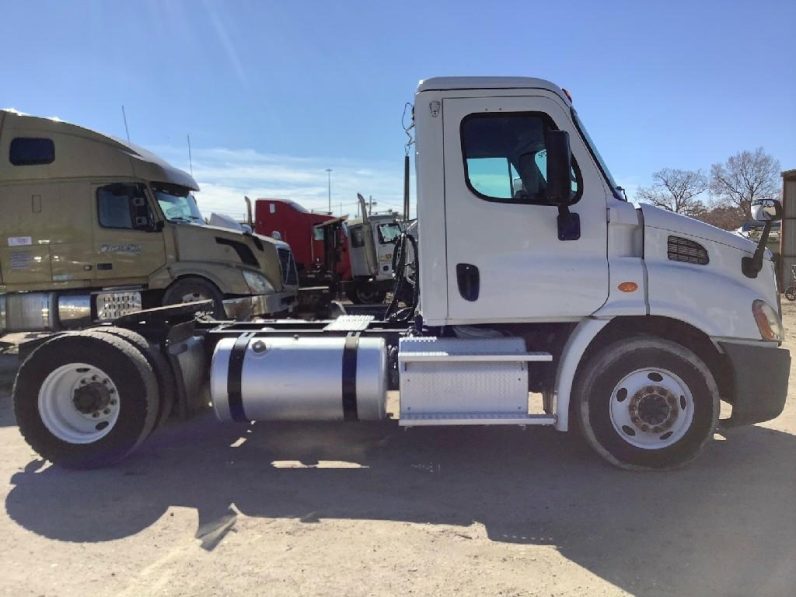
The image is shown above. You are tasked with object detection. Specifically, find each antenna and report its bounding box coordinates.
[187,134,194,176]
[121,105,131,143]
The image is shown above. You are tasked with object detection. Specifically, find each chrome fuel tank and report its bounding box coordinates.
[210,335,387,422]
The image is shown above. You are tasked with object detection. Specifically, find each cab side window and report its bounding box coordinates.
[97,183,153,230]
[460,112,581,204]
[9,137,55,166]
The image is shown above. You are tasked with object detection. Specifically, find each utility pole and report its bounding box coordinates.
[325,168,332,215]
[368,195,377,216]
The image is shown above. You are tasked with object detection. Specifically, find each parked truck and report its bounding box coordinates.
[11,77,790,471]
[0,109,298,333]
[255,195,402,303]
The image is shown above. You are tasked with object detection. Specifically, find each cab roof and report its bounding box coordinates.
[0,109,199,190]
[416,76,571,105]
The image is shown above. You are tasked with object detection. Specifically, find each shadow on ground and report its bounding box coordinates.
[4,400,795,595]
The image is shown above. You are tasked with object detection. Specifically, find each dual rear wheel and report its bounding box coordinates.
[14,328,176,469]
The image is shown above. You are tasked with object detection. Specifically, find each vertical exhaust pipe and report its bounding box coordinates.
[244,196,253,227]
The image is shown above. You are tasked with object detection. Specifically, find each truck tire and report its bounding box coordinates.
[346,284,387,305]
[163,277,225,318]
[573,336,719,470]
[91,327,176,431]
[13,332,160,469]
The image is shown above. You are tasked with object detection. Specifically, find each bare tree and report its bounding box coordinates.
[695,205,746,230]
[709,148,781,218]
[636,168,708,216]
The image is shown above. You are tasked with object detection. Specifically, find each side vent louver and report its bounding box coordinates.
[668,236,709,265]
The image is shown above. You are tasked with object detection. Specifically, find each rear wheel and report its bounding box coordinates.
[785,286,796,301]
[14,333,159,469]
[573,336,719,470]
[163,276,225,318]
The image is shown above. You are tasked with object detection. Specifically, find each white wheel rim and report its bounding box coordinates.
[38,363,121,444]
[608,367,694,450]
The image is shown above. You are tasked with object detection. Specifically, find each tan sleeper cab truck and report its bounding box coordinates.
[0,109,297,333]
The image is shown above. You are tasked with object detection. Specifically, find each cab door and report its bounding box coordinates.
[92,182,166,281]
[442,95,609,322]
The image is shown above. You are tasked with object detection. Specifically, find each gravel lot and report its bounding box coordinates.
[1,309,795,597]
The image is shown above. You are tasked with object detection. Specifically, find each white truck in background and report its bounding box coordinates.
[11,77,790,472]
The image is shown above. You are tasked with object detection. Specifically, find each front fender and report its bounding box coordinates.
[646,261,764,340]
[553,318,609,432]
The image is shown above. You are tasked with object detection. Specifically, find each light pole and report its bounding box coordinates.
[325,168,332,215]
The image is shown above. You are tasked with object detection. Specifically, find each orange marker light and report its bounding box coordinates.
[618,282,638,293]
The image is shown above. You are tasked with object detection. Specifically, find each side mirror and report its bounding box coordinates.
[751,198,782,222]
[544,129,573,205]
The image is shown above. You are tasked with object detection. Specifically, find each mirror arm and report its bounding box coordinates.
[741,220,772,279]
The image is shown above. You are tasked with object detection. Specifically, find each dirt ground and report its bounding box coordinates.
[1,309,795,597]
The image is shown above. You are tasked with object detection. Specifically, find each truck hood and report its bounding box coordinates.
[171,224,284,290]
[640,204,756,255]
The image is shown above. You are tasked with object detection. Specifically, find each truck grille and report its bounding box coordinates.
[667,236,709,265]
[277,247,298,286]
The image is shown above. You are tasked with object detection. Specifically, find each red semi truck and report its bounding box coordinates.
[254,197,402,303]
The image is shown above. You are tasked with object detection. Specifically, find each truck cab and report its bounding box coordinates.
[10,77,790,472]
[345,211,403,303]
[0,109,297,333]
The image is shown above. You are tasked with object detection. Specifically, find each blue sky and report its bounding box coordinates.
[1,0,794,218]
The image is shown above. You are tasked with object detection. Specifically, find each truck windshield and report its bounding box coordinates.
[377,222,402,244]
[571,109,624,201]
[152,183,205,223]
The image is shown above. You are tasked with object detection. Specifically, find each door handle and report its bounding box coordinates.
[456,263,480,301]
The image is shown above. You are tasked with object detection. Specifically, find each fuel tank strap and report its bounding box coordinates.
[342,332,360,421]
[228,333,254,422]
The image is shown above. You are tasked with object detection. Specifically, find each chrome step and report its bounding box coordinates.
[323,314,374,331]
[399,351,552,363]
[399,412,556,427]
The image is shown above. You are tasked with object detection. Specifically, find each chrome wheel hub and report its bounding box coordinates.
[609,367,694,449]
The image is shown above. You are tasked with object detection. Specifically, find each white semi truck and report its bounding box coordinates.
[11,77,790,471]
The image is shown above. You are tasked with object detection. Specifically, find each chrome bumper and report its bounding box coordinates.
[223,291,296,319]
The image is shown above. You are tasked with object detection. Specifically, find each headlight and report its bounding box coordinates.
[242,270,275,295]
[752,300,783,342]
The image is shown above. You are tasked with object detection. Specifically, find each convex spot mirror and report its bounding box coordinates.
[751,198,782,222]
[544,129,573,205]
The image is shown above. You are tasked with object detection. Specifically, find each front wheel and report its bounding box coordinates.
[346,283,387,305]
[785,287,796,301]
[162,276,225,318]
[573,336,719,470]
